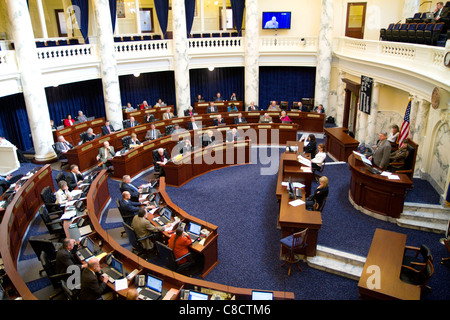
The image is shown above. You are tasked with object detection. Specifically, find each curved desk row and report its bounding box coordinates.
[53,117,106,147]
[122,105,174,124]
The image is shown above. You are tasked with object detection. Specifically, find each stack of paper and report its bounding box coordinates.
[388,175,400,180]
[297,154,311,167]
[289,199,305,207]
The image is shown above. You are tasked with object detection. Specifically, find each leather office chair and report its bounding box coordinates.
[121,135,132,149]
[400,258,434,293]
[39,251,69,299]
[61,279,80,300]
[122,222,156,256]
[155,241,194,275]
[280,228,308,276]
[280,101,289,111]
[38,205,65,239]
[28,237,62,276]
[313,196,327,212]
[55,172,66,185]
[52,144,70,170]
[40,186,64,214]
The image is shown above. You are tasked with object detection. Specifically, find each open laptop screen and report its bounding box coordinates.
[188,222,201,235]
[251,290,273,300]
[188,290,209,300]
[146,274,163,293]
[111,257,123,274]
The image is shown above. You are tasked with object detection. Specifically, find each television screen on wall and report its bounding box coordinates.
[262,12,291,29]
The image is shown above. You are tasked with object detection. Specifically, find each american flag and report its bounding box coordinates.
[397,99,411,146]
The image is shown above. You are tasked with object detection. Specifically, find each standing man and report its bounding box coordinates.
[369,131,392,170]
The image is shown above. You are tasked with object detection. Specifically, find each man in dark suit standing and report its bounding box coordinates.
[80,257,113,300]
[207,102,218,113]
[101,120,115,136]
[55,238,83,274]
[66,164,84,191]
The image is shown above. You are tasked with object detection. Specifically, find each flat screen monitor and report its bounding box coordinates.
[251,290,274,300]
[262,12,291,29]
[188,290,209,300]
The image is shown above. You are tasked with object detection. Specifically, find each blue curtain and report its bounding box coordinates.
[119,71,177,115]
[0,94,32,151]
[154,0,169,37]
[109,0,117,34]
[70,0,89,43]
[258,66,316,109]
[230,0,245,36]
[185,0,196,36]
[189,67,245,105]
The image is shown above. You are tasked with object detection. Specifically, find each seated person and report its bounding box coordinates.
[101,120,115,136]
[125,102,134,112]
[227,103,238,112]
[229,92,239,101]
[234,113,247,124]
[145,124,162,141]
[179,138,193,154]
[171,124,185,135]
[82,128,96,143]
[301,134,317,157]
[64,114,75,127]
[311,143,326,171]
[119,191,149,222]
[55,238,84,275]
[259,113,273,123]
[293,101,309,112]
[387,124,400,143]
[207,102,218,114]
[268,101,281,111]
[50,120,57,131]
[305,176,329,211]
[77,111,88,123]
[368,131,391,170]
[315,104,325,114]
[79,257,113,300]
[131,208,164,252]
[279,110,292,123]
[153,148,170,176]
[213,114,225,126]
[120,175,143,202]
[139,100,150,110]
[0,173,24,195]
[202,130,215,147]
[247,101,258,111]
[214,92,223,101]
[226,128,240,142]
[55,180,73,205]
[126,116,139,128]
[144,113,155,123]
[168,226,193,265]
[129,133,141,147]
[184,106,196,117]
[389,139,409,171]
[187,117,201,130]
[66,164,83,191]
[96,141,115,169]
[155,99,166,107]
[162,109,174,120]
[55,135,73,155]
[194,94,204,103]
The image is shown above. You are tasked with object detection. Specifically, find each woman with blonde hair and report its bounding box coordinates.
[305,176,328,211]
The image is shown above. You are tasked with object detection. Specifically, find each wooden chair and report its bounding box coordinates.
[313,196,327,212]
[441,238,450,265]
[400,258,434,293]
[402,244,433,271]
[280,101,289,111]
[280,228,308,275]
[313,161,326,182]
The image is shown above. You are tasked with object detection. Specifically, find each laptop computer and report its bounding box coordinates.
[140,180,158,194]
[76,237,95,261]
[154,207,172,226]
[148,193,160,207]
[251,290,273,300]
[102,256,124,283]
[185,222,202,242]
[188,290,209,300]
[364,163,381,175]
[138,274,164,300]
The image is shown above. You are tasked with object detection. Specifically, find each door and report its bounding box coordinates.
[345,2,367,39]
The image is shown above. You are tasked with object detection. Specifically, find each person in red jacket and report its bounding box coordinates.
[168,226,192,264]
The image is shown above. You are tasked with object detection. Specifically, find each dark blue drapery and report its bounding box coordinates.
[258,66,316,109]
[70,0,89,43]
[154,0,169,37]
[0,94,32,151]
[185,0,196,36]
[230,0,245,35]
[109,0,117,34]
[189,67,245,106]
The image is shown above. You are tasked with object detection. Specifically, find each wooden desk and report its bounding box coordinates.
[324,127,359,162]
[358,228,421,300]
[276,149,313,198]
[348,154,412,219]
[53,117,105,146]
[123,105,174,124]
[195,101,244,114]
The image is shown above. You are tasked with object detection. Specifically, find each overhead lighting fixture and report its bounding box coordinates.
[133,72,140,77]
[208,66,215,71]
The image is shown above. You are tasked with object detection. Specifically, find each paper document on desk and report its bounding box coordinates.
[388,175,400,180]
[114,278,128,291]
[70,190,83,197]
[297,155,311,167]
[289,199,305,207]
[301,167,312,173]
[281,182,289,187]
[380,171,392,177]
[60,210,77,220]
[292,182,305,188]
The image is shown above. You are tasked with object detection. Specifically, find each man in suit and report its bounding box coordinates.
[55,238,84,274]
[120,175,142,202]
[207,102,218,113]
[155,99,166,107]
[153,148,170,176]
[226,128,240,142]
[96,141,115,169]
[194,94,204,103]
[144,113,155,123]
[55,135,73,155]
[119,191,146,223]
[101,120,115,136]
[213,114,225,126]
[259,113,273,123]
[131,208,164,251]
[433,2,449,21]
[268,101,280,111]
[234,113,247,124]
[80,257,113,300]
[316,104,326,114]
[214,92,223,101]
[66,164,84,191]
[162,109,174,120]
[126,116,139,128]
[369,131,392,170]
[230,92,239,101]
[247,101,258,111]
[187,116,201,130]
[77,110,88,122]
[202,130,215,147]
[145,123,161,141]
[184,106,195,117]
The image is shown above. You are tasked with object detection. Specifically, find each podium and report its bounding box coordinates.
[0,146,20,175]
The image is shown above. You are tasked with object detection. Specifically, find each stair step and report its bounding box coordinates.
[396,218,447,234]
[401,210,450,223]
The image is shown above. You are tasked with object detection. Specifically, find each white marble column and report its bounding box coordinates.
[357,111,369,144]
[6,0,55,161]
[135,0,141,34]
[171,0,191,115]
[93,0,123,130]
[412,98,430,176]
[36,0,48,39]
[335,70,345,127]
[314,0,333,109]
[409,95,419,139]
[244,0,259,106]
[366,81,381,145]
[402,0,420,21]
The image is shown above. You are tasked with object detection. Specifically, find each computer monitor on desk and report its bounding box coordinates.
[188,290,209,300]
[251,290,273,300]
